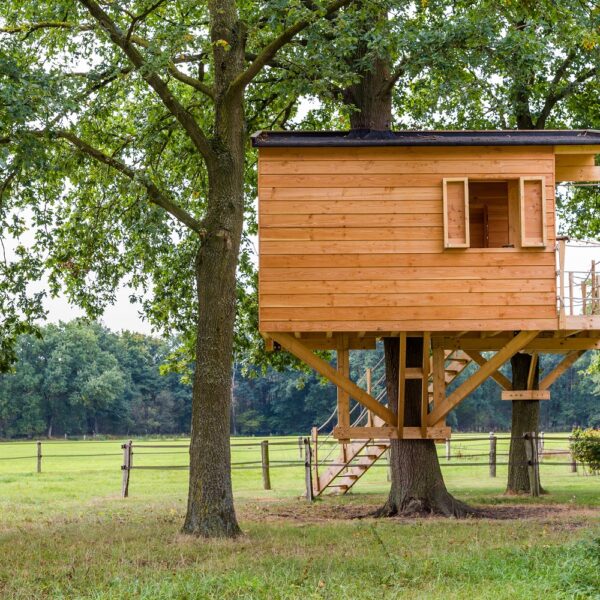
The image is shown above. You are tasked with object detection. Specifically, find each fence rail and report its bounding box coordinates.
[1,435,596,500]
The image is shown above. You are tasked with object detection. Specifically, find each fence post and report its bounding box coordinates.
[303,437,314,502]
[121,440,132,498]
[445,438,451,461]
[261,440,271,490]
[523,432,540,497]
[489,432,496,478]
[538,431,545,456]
[298,435,303,459]
[36,441,42,473]
[569,437,578,473]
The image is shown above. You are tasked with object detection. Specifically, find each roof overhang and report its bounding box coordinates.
[251,129,600,148]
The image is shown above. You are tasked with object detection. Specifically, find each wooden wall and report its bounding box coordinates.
[258,145,558,333]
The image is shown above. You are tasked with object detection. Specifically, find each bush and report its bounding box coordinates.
[570,428,600,474]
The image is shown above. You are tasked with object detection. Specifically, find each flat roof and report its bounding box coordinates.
[251,129,600,147]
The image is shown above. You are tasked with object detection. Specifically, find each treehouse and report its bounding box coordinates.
[252,129,600,494]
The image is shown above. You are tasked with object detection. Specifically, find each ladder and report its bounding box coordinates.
[312,349,472,496]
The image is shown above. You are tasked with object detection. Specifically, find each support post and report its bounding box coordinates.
[569,271,574,315]
[489,432,496,478]
[523,432,540,497]
[581,281,587,313]
[445,438,451,461]
[558,238,566,327]
[36,441,42,474]
[303,437,314,502]
[121,440,132,499]
[337,335,350,438]
[569,435,577,473]
[261,440,271,490]
[398,332,407,438]
[298,436,303,459]
[538,431,544,456]
[592,260,597,314]
[366,367,373,426]
[421,332,431,437]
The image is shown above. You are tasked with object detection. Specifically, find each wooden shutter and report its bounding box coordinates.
[443,178,469,248]
[519,177,547,247]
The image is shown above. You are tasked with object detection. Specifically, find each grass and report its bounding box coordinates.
[0,435,599,599]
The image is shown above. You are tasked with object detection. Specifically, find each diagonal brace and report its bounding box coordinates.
[539,350,585,390]
[270,332,396,426]
[464,351,512,391]
[428,330,540,425]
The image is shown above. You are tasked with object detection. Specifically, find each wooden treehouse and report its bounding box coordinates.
[252,129,600,495]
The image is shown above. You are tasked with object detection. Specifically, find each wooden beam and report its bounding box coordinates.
[432,346,446,408]
[555,145,600,154]
[427,331,540,425]
[556,165,600,182]
[501,390,550,401]
[539,351,585,390]
[464,351,512,390]
[270,332,396,426]
[333,425,451,440]
[398,332,407,439]
[433,336,600,352]
[421,332,431,437]
[527,352,538,390]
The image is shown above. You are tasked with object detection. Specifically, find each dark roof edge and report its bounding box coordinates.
[251,129,600,148]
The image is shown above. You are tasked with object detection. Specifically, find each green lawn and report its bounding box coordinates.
[0,436,598,599]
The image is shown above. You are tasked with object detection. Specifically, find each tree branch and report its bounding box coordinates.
[0,130,206,235]
[228,0,354,97]
[77,0,215,162]
[0,21,94,34]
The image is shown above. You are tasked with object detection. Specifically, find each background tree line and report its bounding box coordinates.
[1,320,598,439]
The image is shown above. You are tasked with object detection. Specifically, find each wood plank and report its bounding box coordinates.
[261,319,559,332]
[398,333,407,438]
[333,425,452,440]
[421,332,431,436]
[555,154,595,167]
[260,278,556,294]
[261,305,558,321]
[261,146,553,161]
[260,266,556,281]
[500,390,551,401]
[337,336,350,431]
[261,173,555,188]
[463,351,512,390]
[260,158,555,175]
[260,292,557,308]
[261,226,442,241]
[554,145,600,154]
[556,166,600,182]
[269,332,396,425]
[261,240,443,254]
[260,213,444,227]
[527,352,538,390]
[261,200,441,214]
[427,331,540,425]
[539,351,585,390]
[260,186,442,200]
[260,252,556,268]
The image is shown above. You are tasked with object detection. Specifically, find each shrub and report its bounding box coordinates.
[570,428,600,474]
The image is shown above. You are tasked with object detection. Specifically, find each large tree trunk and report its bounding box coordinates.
[183,4,246,537]
[506,352,543,494]
[377,338,476,517]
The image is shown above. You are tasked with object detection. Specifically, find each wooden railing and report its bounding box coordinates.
[557,238,600,326]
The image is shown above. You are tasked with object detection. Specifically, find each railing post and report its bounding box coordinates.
[592,261,597,314]
[297,435,303,459]
[121,440,132,498]
[569,436,578,473]
[489,432,496,478]
[538,431,544,457]
[445,438,451,461]
[582,281,588,314]
[568,272,574,315]
[303,437,314,501]
[36,441,42,473]
[261,440,271,490]
[523,432,540,497]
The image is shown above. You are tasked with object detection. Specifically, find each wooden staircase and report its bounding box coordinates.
[313,350,472,496]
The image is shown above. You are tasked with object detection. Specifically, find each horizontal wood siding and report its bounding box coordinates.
[258,146,557,333]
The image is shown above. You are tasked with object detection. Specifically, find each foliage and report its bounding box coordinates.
[570,427,600,473]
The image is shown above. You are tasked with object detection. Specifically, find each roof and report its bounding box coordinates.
[251,129,600,148]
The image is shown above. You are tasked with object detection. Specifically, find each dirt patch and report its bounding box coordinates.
[237,497,599,525]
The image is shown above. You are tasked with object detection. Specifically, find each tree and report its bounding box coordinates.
[321,2,476,515]
[0,0,357,536]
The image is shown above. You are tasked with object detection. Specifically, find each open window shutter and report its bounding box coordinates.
[443,178,469,248]
[519,177,547,247]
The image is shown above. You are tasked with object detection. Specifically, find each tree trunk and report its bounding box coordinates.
[506,352,543,494]
[376,338,476,517]
[183,4,246,537]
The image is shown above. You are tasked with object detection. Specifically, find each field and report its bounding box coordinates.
[0,435,599,599]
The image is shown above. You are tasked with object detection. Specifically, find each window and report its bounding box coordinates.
[442,177,546,249]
